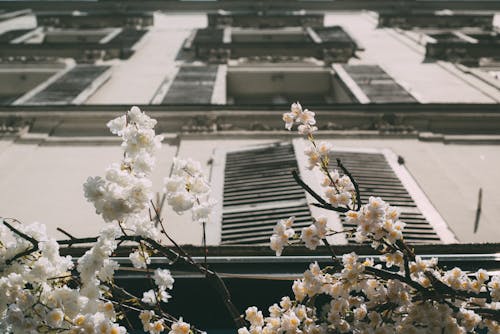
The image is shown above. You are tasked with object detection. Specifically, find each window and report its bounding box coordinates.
[209,142,311,245]
[160,64,220,104]
[209,140,457,246]
[14,65,111,105]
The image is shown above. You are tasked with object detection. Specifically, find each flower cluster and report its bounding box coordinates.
[283,102,317,135]
[141,268,175,306]
[0,221,125,333]
[239,296,321,334]
[83,106,163,223]
[240,258,500,333]
[164,158,215,223]
[1,109,204,334]
[139,311,192,334]
[345,196,405,245]
[283,103,356,210]
[269,217,295,256]
[253,103,500,334]
[300,216,327,250]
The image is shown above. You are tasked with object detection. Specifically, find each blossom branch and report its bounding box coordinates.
[3,219,39,265]
[291,170,349,213]
[336,158,362,210]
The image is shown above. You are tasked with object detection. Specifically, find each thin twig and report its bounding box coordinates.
[3,220,39,264]
[336,158,362,210]
[149,201,246,328]
[474,188,482,233]
[321,238,342,267]
[291,170,349,213]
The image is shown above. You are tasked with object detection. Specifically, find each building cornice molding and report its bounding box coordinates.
[2,1,500,12]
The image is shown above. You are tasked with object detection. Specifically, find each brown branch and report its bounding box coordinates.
[149,201,246,328]
[291,170,349,213]
[365,265,429,296]
[336,158,362,210]
[321,238,342,267]
[104,284,206,334]
[56,227,76,240]
[469,307,500,322]
[3,220,39,264]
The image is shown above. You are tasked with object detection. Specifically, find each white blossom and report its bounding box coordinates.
[153,268,175,291]
[169,318,191,334]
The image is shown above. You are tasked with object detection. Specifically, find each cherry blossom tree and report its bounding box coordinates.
[239,103,500,334]
[0,107,239,334]
[1,105,499,334]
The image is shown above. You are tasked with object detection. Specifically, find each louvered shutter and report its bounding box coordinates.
[220,143,311,245]
[330,151,443,244]
[162,65,218,104]
[21,65,110,105]
[340,65,417,103]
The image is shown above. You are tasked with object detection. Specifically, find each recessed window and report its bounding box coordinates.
[210,140,457,246]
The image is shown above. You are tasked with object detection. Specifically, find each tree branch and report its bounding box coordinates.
[291,170,349,213]
[3,220,39,265]
[336,158,362,210]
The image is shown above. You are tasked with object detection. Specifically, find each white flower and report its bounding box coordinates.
[290,102,302,116]
[47,308,64,328]
[298,124,318,135]
[354,304,367,320]
[107,115,126,135]
[317,141,332,156]
[153,269,175,291]
[127,178,153,209]
[105,163,132,187]
[304,145,320,170]
[139,310,154,329]
[489,276,500,301]
[282,311,301,332]
[150,319,166,334]
[129,249,150,269]
[128,106,157,129]
[297,109,316,126]
[167,191,194,213]
[164,175,185,193]
[98,259,119,282]
[301,225,320,250]
[134,151,156,175]
[83,176,106,202]
[283,112,295,130]
[169,318,191,334]
[270,234,286,257]
[172,157,202,177]
[292,280,307,302]
[141,288,172,305]
[270,217,295,256]
[190,176,210,194]
[192,200,215,223]
[314,216,328,238]
[142,289,157,305]
[245,306,264,327]
[98,301,116,321]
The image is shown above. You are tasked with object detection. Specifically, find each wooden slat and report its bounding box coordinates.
[221,204,311,245]
[224,144,306,207]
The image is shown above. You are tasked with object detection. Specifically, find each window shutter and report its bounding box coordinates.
[162,65,218,104]
[218,143,311,245]
[337,64,417,103]
[18,65,111,105]
[209,141,456,246]
[327,149,456,244]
